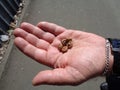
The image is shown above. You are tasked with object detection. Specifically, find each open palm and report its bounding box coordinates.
[14,22,107,86]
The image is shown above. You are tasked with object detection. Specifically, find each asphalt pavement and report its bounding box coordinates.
[0,0,120,90]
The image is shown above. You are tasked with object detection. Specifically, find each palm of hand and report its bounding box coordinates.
[14,22,105,86]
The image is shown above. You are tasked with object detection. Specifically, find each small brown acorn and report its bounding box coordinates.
[61,46,68,53]
[67,41,73,49]
[58,38,73,53]
[58,43,63,51]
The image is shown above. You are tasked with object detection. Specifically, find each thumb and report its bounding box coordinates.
[32,67,81,86]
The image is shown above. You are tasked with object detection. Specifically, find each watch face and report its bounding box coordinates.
[112,39,120,48]
[111,39,120,52]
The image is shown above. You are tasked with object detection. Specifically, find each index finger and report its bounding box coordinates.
[37,22,66,36]
[20,22,55,43]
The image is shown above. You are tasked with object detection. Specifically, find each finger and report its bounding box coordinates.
[32,67,82,86]
[14,28,50,50]
[20,22,55,43]
[37,22,66,36]
[14,37,53,66]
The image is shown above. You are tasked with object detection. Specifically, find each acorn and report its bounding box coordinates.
[61,46,68,53]
[58,38,73,53]
[67,40,73,49]
[58,43,63,51]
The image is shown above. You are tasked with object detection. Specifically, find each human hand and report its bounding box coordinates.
[14,22,113,86]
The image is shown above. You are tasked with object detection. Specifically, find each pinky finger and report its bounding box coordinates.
[14,37,51,66]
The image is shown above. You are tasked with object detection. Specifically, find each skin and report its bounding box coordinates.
[14,21,114,86]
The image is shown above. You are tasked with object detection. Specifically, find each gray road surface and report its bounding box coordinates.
[0,0,120,90]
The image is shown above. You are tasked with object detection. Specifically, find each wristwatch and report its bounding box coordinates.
[108,38,120,75]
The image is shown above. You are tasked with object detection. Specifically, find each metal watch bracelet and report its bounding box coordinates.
[103,39,111,75]
[108,38,120,75]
